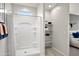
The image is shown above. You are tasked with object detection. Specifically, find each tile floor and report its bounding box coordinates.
[45,47,79,56]
[45,48,63,56]
[70,46,79,56]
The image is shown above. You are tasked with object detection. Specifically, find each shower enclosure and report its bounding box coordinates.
[13,15,43,56]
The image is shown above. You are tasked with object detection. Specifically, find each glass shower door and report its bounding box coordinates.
[13,15,42,56]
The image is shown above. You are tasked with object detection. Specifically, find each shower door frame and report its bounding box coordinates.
[11,15,45,56]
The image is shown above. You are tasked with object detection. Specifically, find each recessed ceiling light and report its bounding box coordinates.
[48,5,52,8]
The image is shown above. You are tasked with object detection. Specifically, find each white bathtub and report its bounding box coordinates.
[16,47,40,56]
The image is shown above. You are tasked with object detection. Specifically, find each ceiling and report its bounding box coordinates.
[14,3,56,10]
[45,3,56,10]
[14,3,40,8]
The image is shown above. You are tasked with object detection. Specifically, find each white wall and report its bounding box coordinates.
[50,4,69,55]
[45,10,51,21]
[70,3,79,15]
[13,4,37,16]
[37,4,43,18]
[37,4,45,55]
[69,3,79,31]
[5,4,15,56]
[70,14,79,31]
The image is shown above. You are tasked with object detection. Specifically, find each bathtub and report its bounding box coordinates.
[16,47,40,56]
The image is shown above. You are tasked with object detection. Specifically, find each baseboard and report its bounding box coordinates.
[52,47,65,56]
